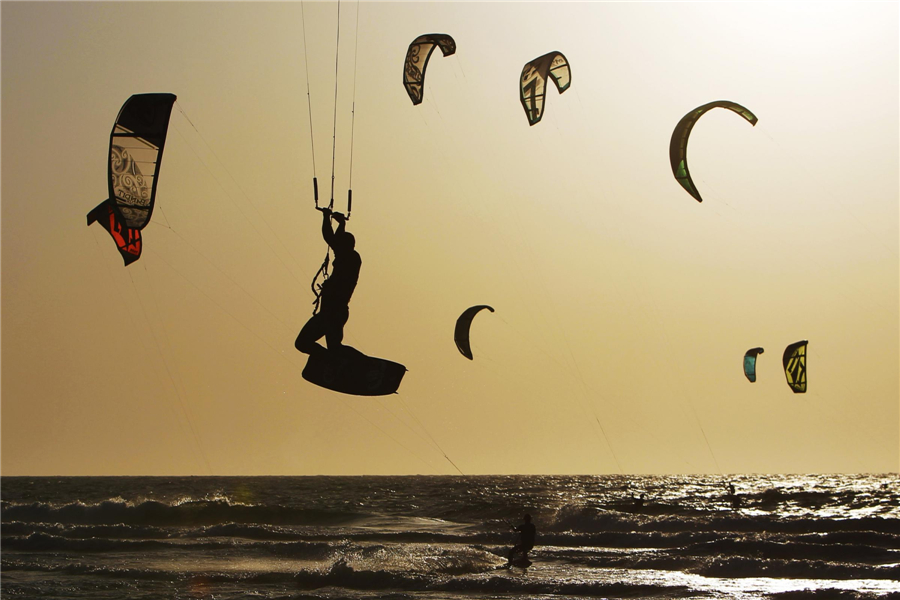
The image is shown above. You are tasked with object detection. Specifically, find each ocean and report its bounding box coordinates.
[2,474,898,599]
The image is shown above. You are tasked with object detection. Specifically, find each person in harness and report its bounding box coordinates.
[507,513,536,566]
[295,207,361,357]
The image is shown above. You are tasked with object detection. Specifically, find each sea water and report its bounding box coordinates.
[2,474,898,599]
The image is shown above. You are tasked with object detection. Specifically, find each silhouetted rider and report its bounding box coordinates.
[295,208,361,356]
[508,513,536,562]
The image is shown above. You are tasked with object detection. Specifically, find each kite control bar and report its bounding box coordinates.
[314,193,352,221]
[315,206,349,222]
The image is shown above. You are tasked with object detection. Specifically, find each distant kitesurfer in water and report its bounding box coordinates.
[295,208,361,357]
[726,483,741,509]
[507,513,536,565]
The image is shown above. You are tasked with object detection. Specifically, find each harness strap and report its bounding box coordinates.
[310,250,331,315]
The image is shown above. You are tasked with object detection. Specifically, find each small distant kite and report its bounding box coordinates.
[520,51,571,125]
[783,340,808,393]
[669,100,757,202]
[454,305,494,360]
[403,34,456,105]
[743,347,764,383]
[87,93,177,265]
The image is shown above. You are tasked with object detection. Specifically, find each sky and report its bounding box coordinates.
[1,1,897,476]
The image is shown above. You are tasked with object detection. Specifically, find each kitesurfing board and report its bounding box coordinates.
[302,346,406,396]
[505,556,532,570]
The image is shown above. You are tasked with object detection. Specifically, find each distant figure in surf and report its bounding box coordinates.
[507,513,536,564]
[726,483,741,509]
[295,208,361,357]
[632,493,646,508]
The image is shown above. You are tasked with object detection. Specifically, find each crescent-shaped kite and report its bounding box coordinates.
[454,305,494,360]
[669,100,757,203]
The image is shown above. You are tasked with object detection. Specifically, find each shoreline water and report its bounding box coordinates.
[3,474,899,599]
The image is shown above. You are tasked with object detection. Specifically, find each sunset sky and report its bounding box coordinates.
[2,1,897,476]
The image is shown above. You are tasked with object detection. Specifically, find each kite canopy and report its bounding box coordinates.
[520,51,570,125]
[87,93,177,265]
[107,93,177,229]
[403,34,456,105]
[743,347,764,383]
[669,100,757,202]
[782,340,808,393]
[454,305,494,360]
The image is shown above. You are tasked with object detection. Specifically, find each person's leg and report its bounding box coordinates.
[295,313,328,355]
[324,307,349,352]
[508,543,521,561]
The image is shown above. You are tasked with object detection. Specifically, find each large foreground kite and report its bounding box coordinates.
[87,93,177,265]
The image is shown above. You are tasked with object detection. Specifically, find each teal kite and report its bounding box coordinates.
[743,347,764,383]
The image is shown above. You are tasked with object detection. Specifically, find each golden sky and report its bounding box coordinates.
[2,1,897,475]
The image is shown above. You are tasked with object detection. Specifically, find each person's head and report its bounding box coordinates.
[334,231,355,252]
[523,513,531,523]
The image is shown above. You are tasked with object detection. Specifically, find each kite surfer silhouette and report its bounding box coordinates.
[726,483,741,509]
[295,207,360,357]
[506,513,536,567]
